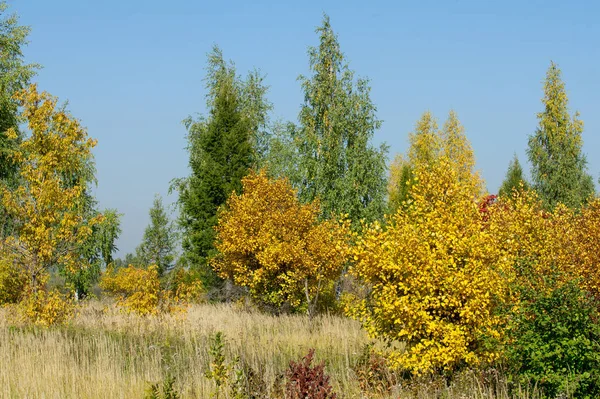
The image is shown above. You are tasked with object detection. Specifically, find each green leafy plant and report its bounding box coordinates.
[505,274,600,398]
[205,331,230,398]
[144,375,180,399]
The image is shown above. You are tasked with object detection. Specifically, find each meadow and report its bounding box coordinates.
[0,301,545,399]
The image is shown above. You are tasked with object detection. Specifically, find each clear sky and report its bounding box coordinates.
[11,0,600,257]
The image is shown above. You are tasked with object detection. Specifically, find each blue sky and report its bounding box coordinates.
[11,0,600,257]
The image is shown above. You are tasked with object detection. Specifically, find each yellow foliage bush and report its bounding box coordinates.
[0,258,27,305]
[170,267,204,303]
[212,169,352,316]
[350,158,511,375]
[548,198,600,299]
[101,264,202,316]
[15,289,75,326]
[101,265,161,316]
[486,189,590,294]
[487,189,554,285]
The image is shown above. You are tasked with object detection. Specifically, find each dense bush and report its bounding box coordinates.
[212,170,351,317]
[100,264,162,315]
[350,157,510,375]
[505,275,600,398]
[0,257,26,305]
[15,289,75,326]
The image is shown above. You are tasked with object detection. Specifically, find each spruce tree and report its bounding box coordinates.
[527,62,594,210]
[175,49,253,283]
[136,195,176,277]
[296,14,388,227]
[498,155,529,198]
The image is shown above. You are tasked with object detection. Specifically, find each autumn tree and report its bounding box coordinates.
[175,46,270,285]
[0,2,40,237]
[212,170,351,317]
[498,155,529,198]
[350,154,509,374]
[546,199,600,300]
[387,154,412,215]
[61,207,122,299]
[527,62,594,210]
[388,111,479,214]
[0,84,99,293]
[295,14,387,226]
[136,195,176,277]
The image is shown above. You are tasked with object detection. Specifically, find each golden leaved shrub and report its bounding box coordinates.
[0,257,27,305]
[349,158,511,375]
[14,289,75,326]
[101,265,161,316]
[100,264,202,316]
[212,169,351,316]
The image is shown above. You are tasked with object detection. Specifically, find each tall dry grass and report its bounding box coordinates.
[0,301,540,398]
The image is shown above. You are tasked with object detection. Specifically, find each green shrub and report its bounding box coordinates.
[505,275,600,398]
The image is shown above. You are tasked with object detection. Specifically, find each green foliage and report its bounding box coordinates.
[144,375,181,399]
[175,46,263,287]
[97,208,122,267]
[387,154,412,215]
[204,330,269,399]
[206,331,230,397]
[527,62,594,210]
[261,120,301,182]
[498,154,529,198]
[136,195,176,277]
[295,14,388,227]
[505,275,600,398]
[0,2,40,237]
[62,207,121,299]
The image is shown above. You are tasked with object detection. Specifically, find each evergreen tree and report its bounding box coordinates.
[295,14,388,227]
[527,62,594,210]
[499,154,529,198]
[136,195,176,277]
[175,48,254,283]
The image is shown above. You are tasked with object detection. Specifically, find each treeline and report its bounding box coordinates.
[1,3,600,398]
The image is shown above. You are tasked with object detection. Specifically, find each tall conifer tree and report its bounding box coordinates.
[527,62,594,210]
[136,195,176,277]
[499,155,529,198]
[296,14,388,227]
[175,48,254,284]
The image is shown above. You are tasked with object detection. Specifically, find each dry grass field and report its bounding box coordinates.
[0,301,541,399]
